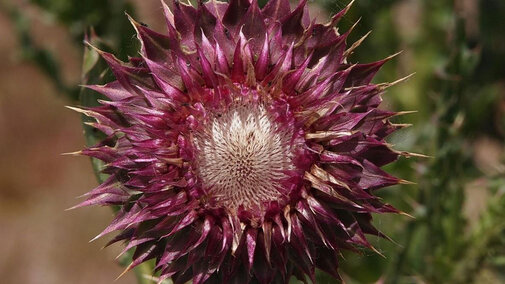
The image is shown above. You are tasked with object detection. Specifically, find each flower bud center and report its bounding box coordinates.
[194,103,293,209]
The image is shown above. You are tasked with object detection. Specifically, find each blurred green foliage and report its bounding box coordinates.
[4,0,505,283]
[314,0,505,283]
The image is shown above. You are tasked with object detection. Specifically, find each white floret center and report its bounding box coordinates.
[194,103,293,209]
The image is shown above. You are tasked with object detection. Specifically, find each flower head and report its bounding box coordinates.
[73,0,411,283]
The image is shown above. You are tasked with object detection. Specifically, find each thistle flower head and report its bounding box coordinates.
[73,0,412,283]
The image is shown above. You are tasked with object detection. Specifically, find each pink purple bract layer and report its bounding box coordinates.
[73,0,413,283]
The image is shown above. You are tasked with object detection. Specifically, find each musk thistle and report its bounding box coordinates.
[71,0,414,283]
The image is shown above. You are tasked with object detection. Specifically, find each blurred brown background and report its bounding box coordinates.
[0,1,168,283]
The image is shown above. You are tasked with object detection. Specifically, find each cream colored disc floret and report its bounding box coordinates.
[193,103,294,209]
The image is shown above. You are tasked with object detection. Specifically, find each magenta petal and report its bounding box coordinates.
[255,33,270,81]
[194,4,218,45]
[143,56,184,90]
[172,0,197,49]
[262,0,290,21]
[214,40,231,75]
[240,0,266,56]
[198,47,218,88]
[231,35,246,82]
[204,0,228,21]
[280,0,308,43]
[222,0,251,36]
[166,210,198,236]
[245,228,257,270]
[84,81,133,101]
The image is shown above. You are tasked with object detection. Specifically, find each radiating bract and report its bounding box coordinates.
[72,0,412,283]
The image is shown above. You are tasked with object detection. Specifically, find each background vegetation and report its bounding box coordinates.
[1,0,504,283]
